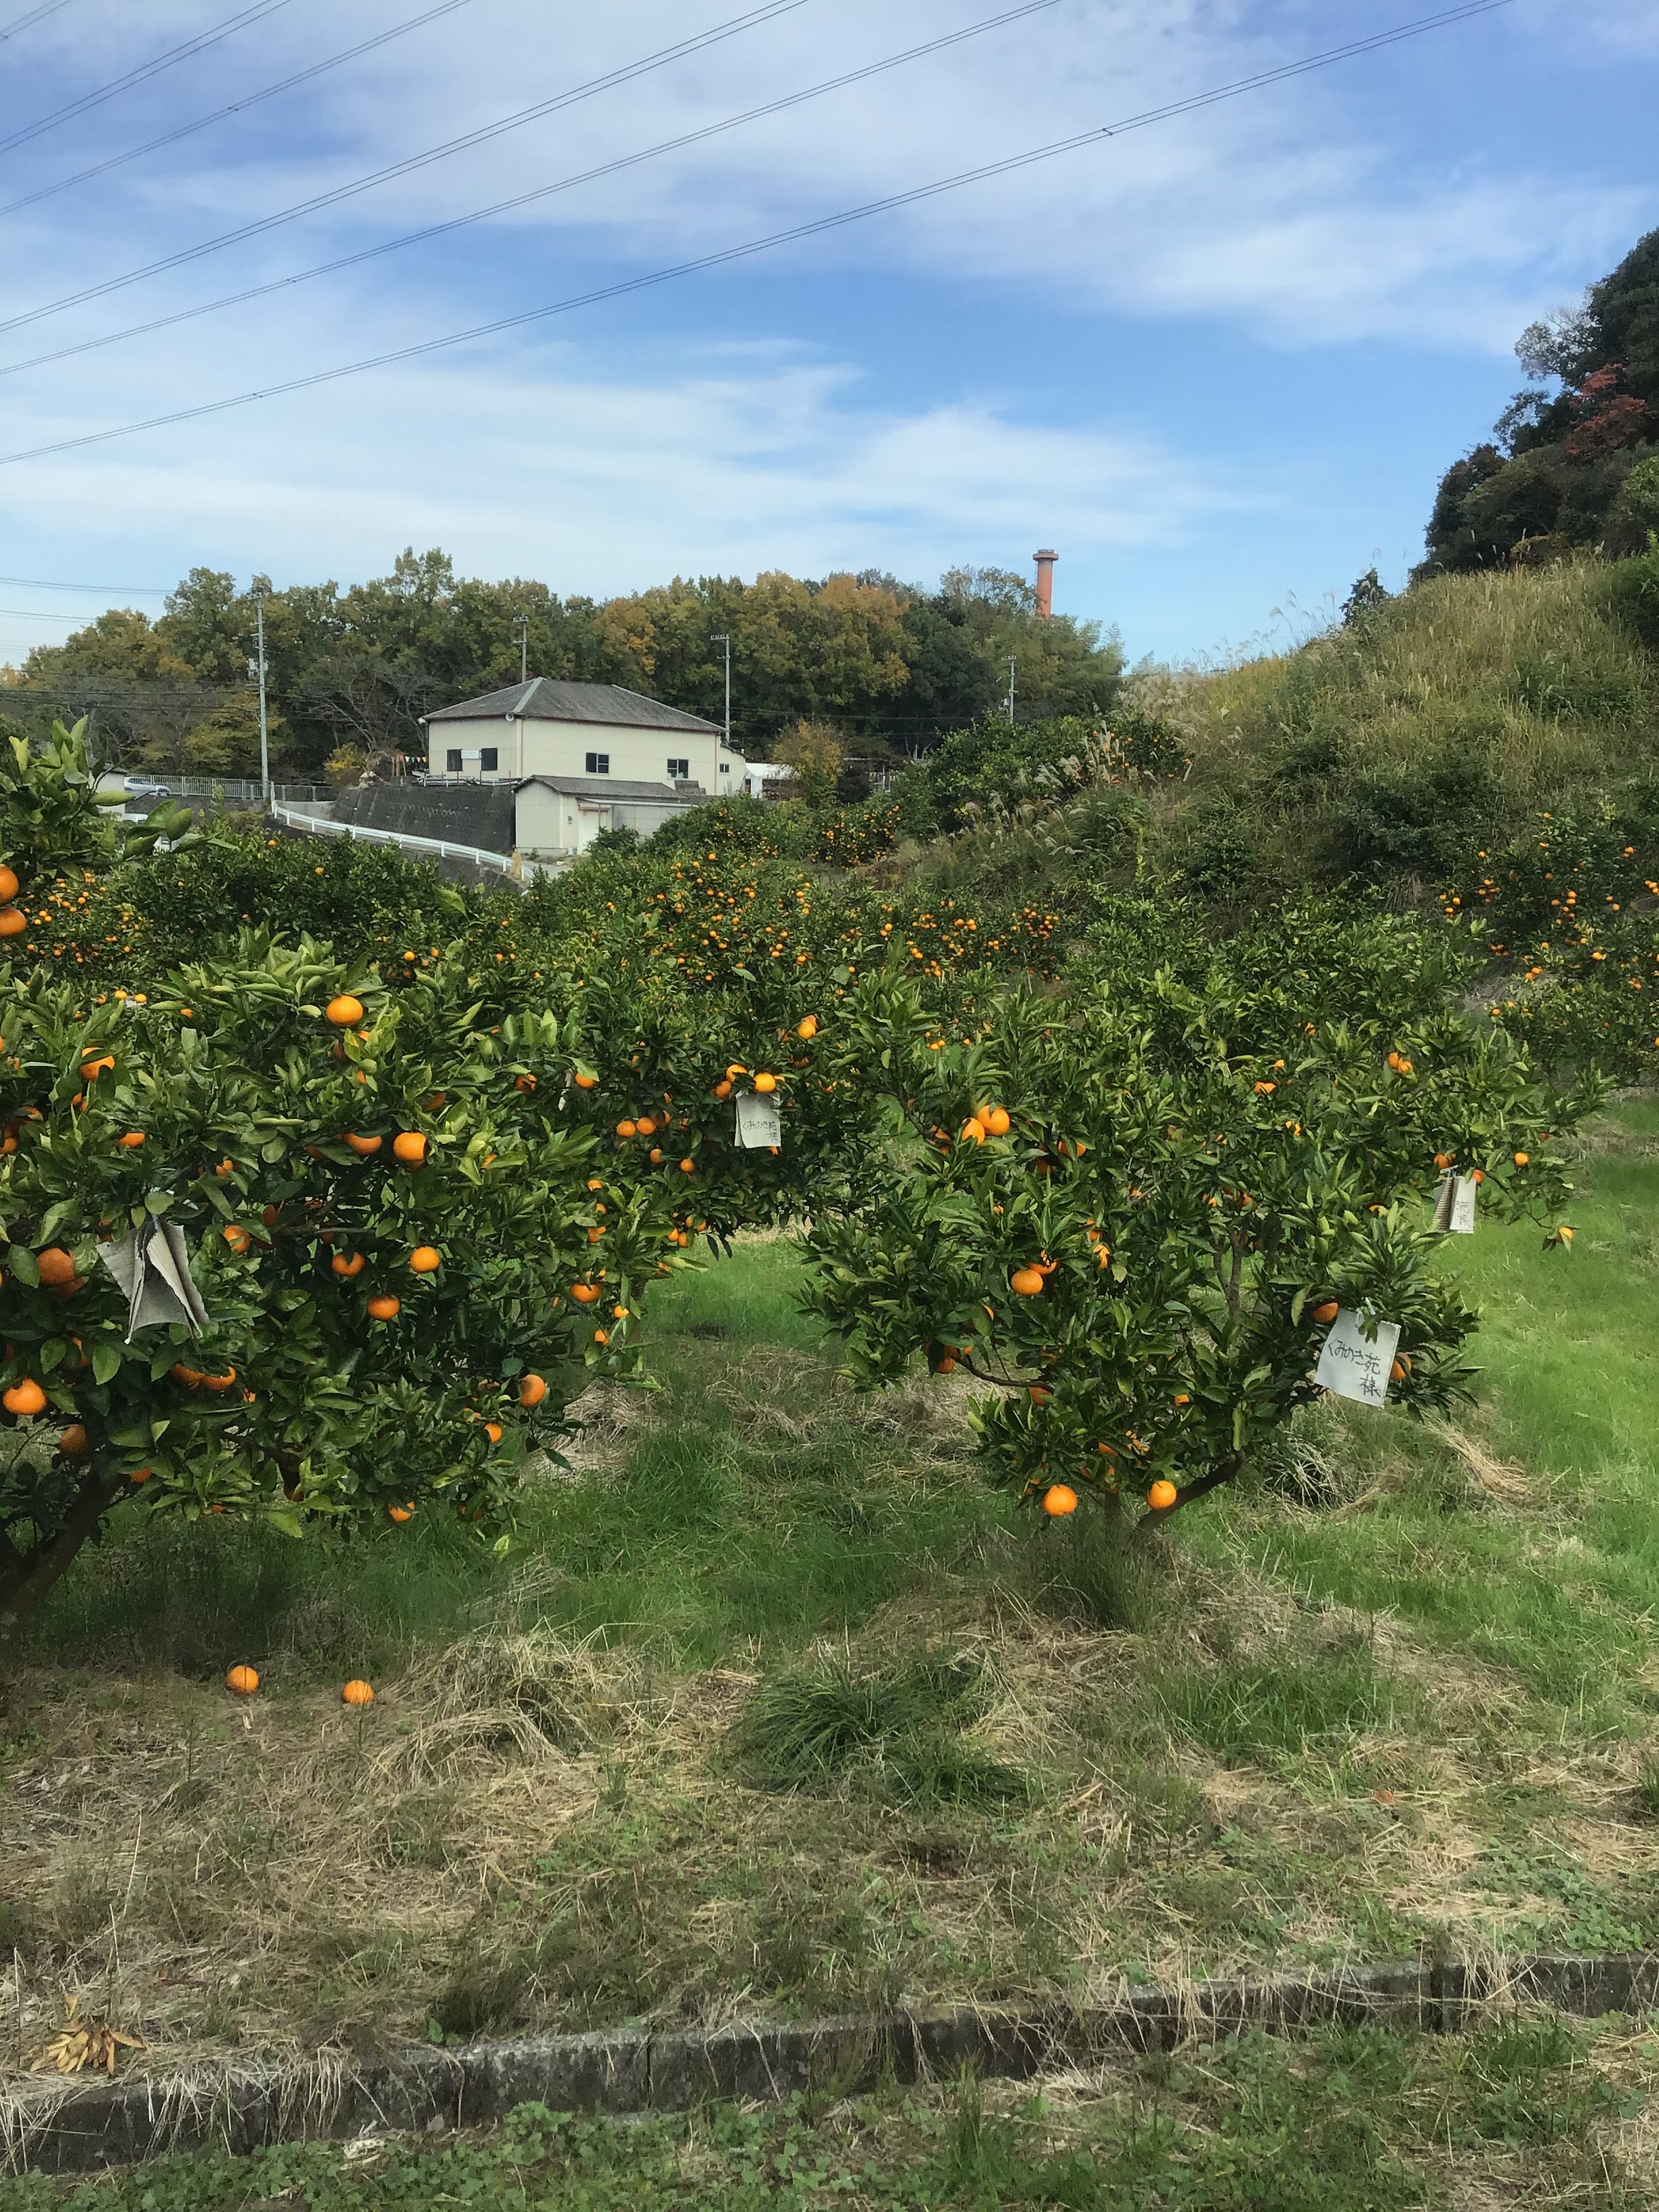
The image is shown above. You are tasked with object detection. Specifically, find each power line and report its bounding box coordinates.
[0,0,78,41]
[0,0,1058,381]
[0,0,479,220]
[0,0,811,340]
[0,0,298,161]
[0,605,94,619]
[0,0,1520,471]
[0,571,168,594]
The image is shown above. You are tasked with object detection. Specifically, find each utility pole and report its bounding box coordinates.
[513,611,529,683]
[1006,655,1017,725]
[253,579,270,801]
[712,632,732,746]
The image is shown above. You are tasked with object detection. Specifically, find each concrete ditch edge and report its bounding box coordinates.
[8,1950,1658,2175]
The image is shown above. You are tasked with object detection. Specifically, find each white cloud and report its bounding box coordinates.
[0,334,1233,619]
[3,0,1649,361]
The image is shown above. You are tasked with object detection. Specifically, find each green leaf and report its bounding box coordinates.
[144,1191,172,1215]
[92,1344,122,1385]
[9,1247,39,1288]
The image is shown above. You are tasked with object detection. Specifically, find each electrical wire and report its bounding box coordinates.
[0,0,1520,471]
[0,0,479,220]
[0,0,811,339]
[0,0,1058,382]
[0,0,77,42]
[0,1,299,161]
[0,572,168,594]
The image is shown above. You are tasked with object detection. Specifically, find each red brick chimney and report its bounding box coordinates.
[1033,548,1057,621]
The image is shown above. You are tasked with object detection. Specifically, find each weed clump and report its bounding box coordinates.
[731,1646,1025,1806]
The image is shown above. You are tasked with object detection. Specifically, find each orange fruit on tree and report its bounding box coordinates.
[1513,1150,1530,1168]
[984,1107,1010,1136]
[0,909,25,938]
[1010,1266,1045,1296]
[483,1420,503,1444]
[636,1115,657,1136]
[128,1466,152,1483]
[571,1282,601,1304]
[960,1118,986,1145]
[515,1073,537,1093]
[1147,1479,1179,1511]
[1042,1483,1078,1517]
[331,1250,366,1278]
[1311,1299,1340,1326]
[649,1147,663,1164]
[409,1246,441,1274]
[37,1247,77,1286]
[367,1293,401,1320]
[387,1503,415,1523]
[392,1131,427,1165]
[3,1378,46,1416]
[57,1423,89,1455]
[325,995,365,1027]
[679,1158,695,1174]
[0,865,16,902]
[796,1015,817,1040]
[573,1069,598,1090]
[518,1372,548,1408]
[712,1080,733,1100]
[341,1679,374,1706]
[80,1055,115,1081]
[615,1120,637,1139]
[345,1132,382,1156]
[226,1665,260,1696]
[223,1225,252,1254]
[753,1072,777,1094]
[118,1130,146,1148]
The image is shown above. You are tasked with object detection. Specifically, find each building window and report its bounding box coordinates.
[445,748,462,773]
[480,747,498,773]
[667,757,689,780]
[585,752,610,775]
[719,761,730,774]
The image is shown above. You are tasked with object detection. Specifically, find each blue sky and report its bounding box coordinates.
[0,0,1654,672]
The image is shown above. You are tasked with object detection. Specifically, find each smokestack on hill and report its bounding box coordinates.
[1033,548,1057,621]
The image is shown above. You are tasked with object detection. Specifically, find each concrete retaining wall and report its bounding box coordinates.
[8,1951,1658,2175]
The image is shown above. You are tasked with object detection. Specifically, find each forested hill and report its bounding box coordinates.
[1,556,1124,787]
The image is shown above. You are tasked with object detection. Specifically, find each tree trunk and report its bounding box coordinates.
[0,1467,119,1656]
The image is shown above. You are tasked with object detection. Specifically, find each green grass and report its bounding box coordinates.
[3,2018,1653,2211]
[1190,1098,1659,1717]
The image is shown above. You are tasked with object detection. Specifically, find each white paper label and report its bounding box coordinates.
[735,1094,781,1149]
[1315,1307,1401,1408]
[1433,1171,1477,1235]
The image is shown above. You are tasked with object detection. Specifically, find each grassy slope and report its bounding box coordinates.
[1141,558,1659,886]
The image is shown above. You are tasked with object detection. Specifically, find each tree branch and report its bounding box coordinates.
[1132,1450,1244,1545]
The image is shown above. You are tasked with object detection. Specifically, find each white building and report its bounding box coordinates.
[422,678,743,795]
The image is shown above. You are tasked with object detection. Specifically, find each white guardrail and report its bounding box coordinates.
[266,798,562,880]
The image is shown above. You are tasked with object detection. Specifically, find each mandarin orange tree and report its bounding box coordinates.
[0,727,692,1648]
[802,908,1600,1536]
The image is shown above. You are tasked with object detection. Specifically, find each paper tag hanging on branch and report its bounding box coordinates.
[735,1093,781,1150]
[1315,1307,1401,1409]
[97,1221,211,1342]
[1433,1171,1478,1235]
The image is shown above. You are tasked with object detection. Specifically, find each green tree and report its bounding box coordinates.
[773,718,844,810]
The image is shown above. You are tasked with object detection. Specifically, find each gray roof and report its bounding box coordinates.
[425,678,720,734]
[527,774,704,803]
